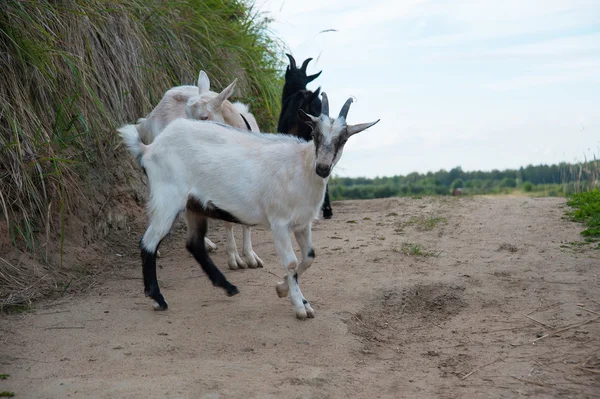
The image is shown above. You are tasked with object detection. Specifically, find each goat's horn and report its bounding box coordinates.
[321,92,329,116]
[338,97,353,120]
[286,53,296,69]
[300,58,313,72]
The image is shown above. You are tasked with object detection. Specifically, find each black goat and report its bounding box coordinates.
[277,54,333,219]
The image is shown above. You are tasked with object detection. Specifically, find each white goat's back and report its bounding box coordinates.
[142,119,320,228]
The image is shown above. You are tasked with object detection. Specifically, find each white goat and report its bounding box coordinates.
[118,93,379,319]
[135,71,263,269]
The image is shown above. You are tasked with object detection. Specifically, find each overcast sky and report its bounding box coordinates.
[255,0,600,178]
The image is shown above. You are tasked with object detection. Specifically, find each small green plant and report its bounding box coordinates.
[0,392,15,397]
[398,215,448,232]
[0,374,9,380]
[567,189,600,241]
[392,243,441,257]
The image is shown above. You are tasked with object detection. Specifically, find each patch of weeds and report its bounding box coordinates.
[392,243,441,257]
[71,263,93,276]
[569,241,590,246]
[396,215,448,232]
[378,236,386,241]
[411,196,422,199]
[54,278,74,296]
[346,220,357,224]
[372,256,383,263]
[0,375,9,380]
[2,304,34,314]
[567,189,600,242]
[363,217,372,221]
[386,212,398,217]
[0,392,15,398]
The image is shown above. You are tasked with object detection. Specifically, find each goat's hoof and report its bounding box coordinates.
[295,307,308,320]
[152,295,168,311]
[304,302,315,318]
[276,281,289,298]
[225,284,239,297]
[227,257,240,270]
[245,252,264,269]
[322,209,333,219]
[236,254,248,269]
[205,238,217,252]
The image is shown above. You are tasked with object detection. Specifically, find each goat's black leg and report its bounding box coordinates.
[140,211,179,311]
[322,184,333,219]
[186,209,239,297]
[140,239,169,310]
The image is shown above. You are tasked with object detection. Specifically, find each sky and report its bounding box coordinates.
[254,0,600,178]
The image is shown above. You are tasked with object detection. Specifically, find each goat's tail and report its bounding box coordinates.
[117,124,147,164]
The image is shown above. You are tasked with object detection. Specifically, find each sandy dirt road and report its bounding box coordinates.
[1,196,599,398]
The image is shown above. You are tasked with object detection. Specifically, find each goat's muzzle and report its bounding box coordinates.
[316,164,331,179]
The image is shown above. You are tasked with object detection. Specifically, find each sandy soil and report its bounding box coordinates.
[1,196,599,398]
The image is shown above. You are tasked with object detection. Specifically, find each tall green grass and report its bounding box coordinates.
[0,0,283,306]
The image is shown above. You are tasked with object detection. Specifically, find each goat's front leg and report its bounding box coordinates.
[276,224,316,317]
[224,222,247,270]
[242,226,264,268]
[272,225,308,320]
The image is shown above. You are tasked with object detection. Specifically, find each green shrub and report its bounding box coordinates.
[522,182,534,192]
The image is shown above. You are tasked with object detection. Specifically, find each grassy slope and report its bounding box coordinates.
[0,0,283,306]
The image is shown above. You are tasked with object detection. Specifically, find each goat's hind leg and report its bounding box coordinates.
[186,209,238,296]
[140,209,180,311]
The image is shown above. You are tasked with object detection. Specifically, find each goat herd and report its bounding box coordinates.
[118,54,380,320]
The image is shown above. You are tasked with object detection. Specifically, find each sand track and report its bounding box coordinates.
[2,197,599,398]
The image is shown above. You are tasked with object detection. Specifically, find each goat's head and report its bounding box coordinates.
[186,70,237,123]
[298,93,380,179]
[284,54,322,87]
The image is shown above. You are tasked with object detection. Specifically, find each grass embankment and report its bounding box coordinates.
[0,0,283,308]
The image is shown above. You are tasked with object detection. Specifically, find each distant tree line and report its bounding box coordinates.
[329,162,600,200]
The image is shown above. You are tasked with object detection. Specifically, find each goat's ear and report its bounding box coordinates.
[298,109,318,126]
[198,70,210,94]
[347,119,380,137]
[212,78,237,108]
[306,71,322,83]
